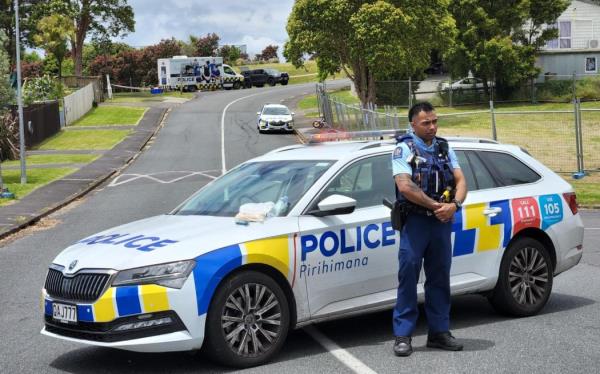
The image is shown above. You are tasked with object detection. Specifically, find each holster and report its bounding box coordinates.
[390,201,408,231]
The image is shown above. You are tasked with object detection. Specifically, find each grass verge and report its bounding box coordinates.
[2,154,99,167]
[72,106,147,126]
[0,168,76,206]
[37,129,132,150]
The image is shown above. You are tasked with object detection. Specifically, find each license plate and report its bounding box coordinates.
[52,303,77,323]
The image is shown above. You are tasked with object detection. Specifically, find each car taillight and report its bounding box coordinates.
[563,192,578,215]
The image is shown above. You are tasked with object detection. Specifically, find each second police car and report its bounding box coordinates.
[41,134,584,368]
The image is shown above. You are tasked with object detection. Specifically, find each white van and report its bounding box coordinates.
[157,56,244,91]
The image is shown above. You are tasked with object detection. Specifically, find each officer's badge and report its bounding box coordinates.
[393,147,403,159]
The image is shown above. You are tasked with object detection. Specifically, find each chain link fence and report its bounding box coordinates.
[316,83,597,174]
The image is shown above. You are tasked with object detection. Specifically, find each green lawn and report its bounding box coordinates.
[2,154,99,167]
[36,129,132,150]
[72,106,147,126]
[0,168,76,206]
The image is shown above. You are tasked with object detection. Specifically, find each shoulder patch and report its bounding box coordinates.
[393,146,403,159]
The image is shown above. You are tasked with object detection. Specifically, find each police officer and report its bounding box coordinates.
[391,102,467,356]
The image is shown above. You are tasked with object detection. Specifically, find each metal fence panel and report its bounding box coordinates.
[580,108,600,172]
[63,83,95,126]
[493,110,577,173]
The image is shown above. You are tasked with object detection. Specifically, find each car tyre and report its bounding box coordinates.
[488,237,553,317]
[281,80,288,86]
[203,270,290,368]
[267,78,276,86]
[233,81,241,90]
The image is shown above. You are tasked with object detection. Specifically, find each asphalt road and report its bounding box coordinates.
[1,81,599,374]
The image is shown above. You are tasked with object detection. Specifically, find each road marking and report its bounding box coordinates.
[585,228,600,230]
[108,170,218,187]
[221,91,267,174]
[304,325,377,374]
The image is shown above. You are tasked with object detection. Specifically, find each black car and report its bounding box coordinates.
[242,68,289,88]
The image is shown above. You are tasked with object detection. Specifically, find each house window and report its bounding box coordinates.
[546,21,572,49]
[586,57,597,73]
[559,21,571,48]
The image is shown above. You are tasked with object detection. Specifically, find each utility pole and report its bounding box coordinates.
[14,0,26,184]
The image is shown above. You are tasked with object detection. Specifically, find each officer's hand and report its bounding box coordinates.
[434,203,456,223]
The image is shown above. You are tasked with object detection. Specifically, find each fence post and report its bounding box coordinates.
[490,100,497,141]
[572,72,577,103]
[575,99,585,175]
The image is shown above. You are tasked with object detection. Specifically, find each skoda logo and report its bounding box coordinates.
[68,260,78,271]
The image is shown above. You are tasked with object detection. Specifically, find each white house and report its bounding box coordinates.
[537,0,600,80]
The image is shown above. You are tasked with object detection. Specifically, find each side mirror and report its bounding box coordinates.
[257,112,261,115]
[308,194,356,217]
[291,112,295,116]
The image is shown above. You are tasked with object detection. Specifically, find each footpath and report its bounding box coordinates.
[0,106,168,240]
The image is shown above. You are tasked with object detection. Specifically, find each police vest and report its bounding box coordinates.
[395,135,456,203]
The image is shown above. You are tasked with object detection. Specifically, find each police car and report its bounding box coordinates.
[256,104,295,133]
[41,132,584,368]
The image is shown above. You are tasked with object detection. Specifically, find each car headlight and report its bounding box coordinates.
[112,260,196,289]
[260,119,267,125]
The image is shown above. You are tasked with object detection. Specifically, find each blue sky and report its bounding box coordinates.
[120,0,295,57]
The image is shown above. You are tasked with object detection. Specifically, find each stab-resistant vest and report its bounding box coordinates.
[395,134,456,203]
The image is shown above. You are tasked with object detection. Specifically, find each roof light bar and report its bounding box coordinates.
[308,129,407,143]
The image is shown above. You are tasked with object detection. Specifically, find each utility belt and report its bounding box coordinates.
[383,199,432,231]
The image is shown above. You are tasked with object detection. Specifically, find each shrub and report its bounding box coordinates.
[23,75,60,105]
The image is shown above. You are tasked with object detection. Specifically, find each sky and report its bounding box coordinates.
[120,0,296,58]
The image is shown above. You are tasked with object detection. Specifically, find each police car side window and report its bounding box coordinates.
[318,155,394,209]
[478,151,541,186]
[455,151,477,191]
[466,151,497,190]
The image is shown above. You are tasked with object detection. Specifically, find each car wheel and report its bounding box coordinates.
[233,81,241,90]
[203,270,290,368]
[488,237,553,317]
[267,78,275,86]
[244,80,252,89]
[281,80,288,86]
[187,85,197,92]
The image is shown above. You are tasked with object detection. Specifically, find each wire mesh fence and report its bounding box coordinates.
[317,83,596,174]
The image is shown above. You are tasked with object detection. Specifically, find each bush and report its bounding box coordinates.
[0,110,19,161]
[23,75,60,105]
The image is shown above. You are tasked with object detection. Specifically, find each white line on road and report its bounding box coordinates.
[585,228,600,230]
[220,91,267,174]
[304,325,378,374]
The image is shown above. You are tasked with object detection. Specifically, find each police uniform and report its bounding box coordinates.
[391,133,460,338]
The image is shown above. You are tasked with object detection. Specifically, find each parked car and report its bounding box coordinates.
[256,104,294,133]
[440,77,490,91]
[242,68,289,88]
[41,135,583,368]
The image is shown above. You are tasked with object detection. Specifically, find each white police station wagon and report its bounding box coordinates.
[42,134,584,368]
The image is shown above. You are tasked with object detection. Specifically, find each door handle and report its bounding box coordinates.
[483,207,502,217]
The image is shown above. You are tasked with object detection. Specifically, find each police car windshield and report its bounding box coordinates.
[263,107,290,115]
[174,160,333,217]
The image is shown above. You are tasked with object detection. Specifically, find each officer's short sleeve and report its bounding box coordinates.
[448,147,461,169]
[392,143,413,176]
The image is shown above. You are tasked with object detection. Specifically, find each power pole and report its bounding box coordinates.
[14,0,27,184]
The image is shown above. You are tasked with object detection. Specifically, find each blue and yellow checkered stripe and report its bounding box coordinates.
[44,284,170,323]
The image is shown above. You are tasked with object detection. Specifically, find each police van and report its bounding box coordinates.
[41,132,584,368]
[157,56,244,91]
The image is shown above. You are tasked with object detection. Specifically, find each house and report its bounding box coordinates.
[536,0,600,81]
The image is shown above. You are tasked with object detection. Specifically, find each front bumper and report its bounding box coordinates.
[41,274,206,352]
[259,121,294,131]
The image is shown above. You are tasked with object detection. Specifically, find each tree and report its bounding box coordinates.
[33,14,74,80]
[0,30,14,106]
[194,33,219,56]
[285,0,456,106]
[260,44,279,61]
[180,35,198,56]
[445,0,569,97]
[34,0,135,76]
[218,45,241,65]
[0,0,41,67]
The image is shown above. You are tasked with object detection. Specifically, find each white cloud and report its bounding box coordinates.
[117,0,294,57]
